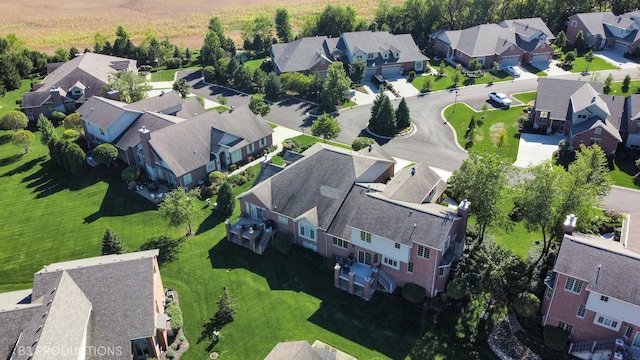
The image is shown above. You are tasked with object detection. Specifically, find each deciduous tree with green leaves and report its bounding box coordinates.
[12,129,35,153]
[104,70,151,103]
[158,188,198,236]
[62,112,83,133]
[320,61,351,112]
[311,113,341,142]
[0,110,28,131]
[249,95,270,117]
[172,78,190,98]
[264,72,283,100]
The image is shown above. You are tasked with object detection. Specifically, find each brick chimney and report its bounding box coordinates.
[138,126,155,169]
[49,87,63,108]
[457,199,471,219]
[107,88,121,101]
[564,214,577,234]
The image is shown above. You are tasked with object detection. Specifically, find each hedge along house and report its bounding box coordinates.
[138,105,273,188]
[429,18,555,69]
[226,143,470,300]
[270,31,429,77]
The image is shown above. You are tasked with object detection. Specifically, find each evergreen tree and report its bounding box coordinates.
[264,72,283,100]
[395,97,410,130]
[215,287,237,326]
[275,8,294,43]
[37,114,57,146]
[369,93,396,136]
[101,227,126,255]
[216,181,235,217]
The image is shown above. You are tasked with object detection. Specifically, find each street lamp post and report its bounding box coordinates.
[453,90,460,113]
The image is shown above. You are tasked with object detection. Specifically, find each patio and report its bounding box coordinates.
[226,217,276,255]
[133,181,171,203]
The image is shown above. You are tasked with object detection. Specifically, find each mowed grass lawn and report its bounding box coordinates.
[150,65,201,82]
[512,91,537,105]
[444,103,523,163]
[0,80,31,116]
[412,60,513,92]
[566,56,617,73]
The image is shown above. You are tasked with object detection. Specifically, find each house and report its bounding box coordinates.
[429,18,555,69]
[567,11,640,53]
[138,105,273,188]
[531,78,625,155]
[225,143,470,300]
[540,214,640,359]
[21,53,137,120]
[270,31,429,77]
[0,250,169,360]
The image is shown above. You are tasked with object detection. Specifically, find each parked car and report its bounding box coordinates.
[371,74,386,87]
[506,66,523,77]
[488,92,512,107]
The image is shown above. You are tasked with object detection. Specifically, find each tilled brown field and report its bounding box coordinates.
[0,0,400,53]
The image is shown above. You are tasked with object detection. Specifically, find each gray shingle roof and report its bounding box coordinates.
[554,233,640,306]
[125,90,183,113]
[327,184,459,248]
[114,111,178,150]
[77,96,142,129]
[383,163,447,203]
[0,291,40,358]
[271,36,331,73]
[534,78,603,121]
[340,31,428,65]
[176,97,207,118]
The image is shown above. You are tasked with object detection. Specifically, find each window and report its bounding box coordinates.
[545,287,553,299]
[383,52,389,59]
[183,172,193,185]
[382,257,399,269]
[439,267,445,276]
[358,250,372,265]
[332,237,349,249]
[578,114,587,119]
[360,231,372,243]
[205,160,216,173]
[590,138,601,145]
[576,305,586,319]
[571,20,577,28]
[539,111,548,125]
[277,215,288,224]
[565,278,583,294]
[230,150,242,163]
[132,338,151,358]
[356,55,363,61]
[415,61,423,70]
[596,315,619,330]
[367,53,375,59]
[407,262,414,273]
[625,325,634,339]
[600,295,609,302]
[417,245,430,259]
[247,143,254,154]
[259,137,267,148]
[594,127,602,135]
[395,243,401,249]
[299,225,316,241]
[558,322,574,334]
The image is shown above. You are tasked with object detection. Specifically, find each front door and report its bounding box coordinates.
[358,250,372,265]
[219,152,227,169]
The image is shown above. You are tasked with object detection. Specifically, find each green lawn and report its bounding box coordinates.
[489,189,541,259]
[0,80,31,116]
[512,92,537,105]
[444,103,523,163]
[609,158,640,189]
[290,134,352,151]
[606,80,640,95]
[522,64,546,76]
[413,61,512,92]
[151,66,201,82]
[567,56,617,73]
[244,58,266,72]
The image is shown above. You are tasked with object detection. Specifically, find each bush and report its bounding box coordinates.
[274,233,293,254]
[229,164,237,171]
[407,71,416,82]
[351,137,375,151]
[164,57,182,69]
[121,165,141,182]
[165,350,176,359]
[209,171,226,185]
[50,111,67,125]
[166,303,183,330]
[281,139,300,154]
[402,283,426,303]
[62,129,79,139]
[468,58,482,71]
[446,278,468,300]
[513,292,540,319]
[543,325,569,351]
[200,184,216,199]
[0,110,28,130]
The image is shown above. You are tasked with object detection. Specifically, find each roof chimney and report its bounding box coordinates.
[596,264,602,284]
[564,214,577,234]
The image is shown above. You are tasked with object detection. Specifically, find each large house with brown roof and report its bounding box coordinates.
[429,18,555,69]
[0,250,169,360]
[567,11,640,53]
[225,143,469,300]
[270,31,429,77]
[530,78,640,154]
[540,215,640,359]
[21,53,137,120]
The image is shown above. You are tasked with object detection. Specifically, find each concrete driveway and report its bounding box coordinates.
[354,76,419,105]
[595,50,636,69]
[513,133,565,168]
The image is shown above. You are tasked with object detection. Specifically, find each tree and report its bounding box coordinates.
[574,30,586,51]
[158,187,198,235]
[351,137,375,151]
[264,72,283,100]
[172,78,190,98]
[215,287,237,326]
[53,47,70,62]
[623,74,632,91]
[604,73,614,93]
[92,143,118,166]
[121,165,141,183]
[203,65,216,83]
[421,76,434,92]
[50,111,66,126]
[275,8,294,43]
[241,15,275,57]
[513,292,541,319]
[448,154,511,242]
[348,58,366,84]
[253,68,267,93]
[104,70,151,103]
[438,61,446,77]
[62,112,83,133]
[314,5,360,37]
[201,31,225,69]
[554,30,567,49]
[69,46,79,59]
[395,97,410,130]
[446,278,468,300]
[280,72,314,95]
[37,114,57,146]
[0,110,28,131]
[233,65,253,92]
[248,95,270,117]
[495,129,508,152]
[216,181,235,217]
[12,129,35,153]
[584,50,594,72]
[451,70,462,86]
[101,227,126,255]
[320,61,351,112]
[65,142,86,176]
[564,50,576,65]
[311,113,341,142]
[369,92,396,136]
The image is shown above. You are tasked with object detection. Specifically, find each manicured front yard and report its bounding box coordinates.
[290,134,352,151]
[150,66,201,82]
[412,60,512,92]
[512,92,536,105]
[564,56,617,73]
[0,79,31,117]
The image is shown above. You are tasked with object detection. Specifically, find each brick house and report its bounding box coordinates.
[429,18,554,69]
[270,31,429,77]
[541,214,640,359]
[531,78,625,155]
[21,53,137,120]
[567,11,640,53]
[0,250,169,360]
[225,143,469,300]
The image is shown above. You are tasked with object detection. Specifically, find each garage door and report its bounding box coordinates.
[365,67,377,77]
[381,65,402,76]
[530,53,551,64]
[615,41,630,53]
[500,56,520,67]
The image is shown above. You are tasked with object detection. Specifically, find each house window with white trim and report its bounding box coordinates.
[382,256,399,270]
[395,243,401,249]
[247,143,254,154]
[332,237,349,249]
[183,172,193,185]
[576,305,586,319]
[439,267,445,276]
[299,224,316,241]
[277,215,288,224]
[564,277,583,294]
[367,53,375,59]
[358,250,372,265]
[571,20,577,28]
[625,325,634,339]
[407,262,414,273]
[558,322,574,334]
[230,149,242,163]
[600,295,609,302]
[594,127,602,135]
[595,315,620,330]
[259,137,267,148]
[577,114,587,119]
[545,287,553,298]
[539,111,548,125]
[417,245,430,259]
[360,231,371,243]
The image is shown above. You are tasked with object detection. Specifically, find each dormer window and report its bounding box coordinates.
[367,53,375,60]
[383,52,389,59]
[394,52,399,58]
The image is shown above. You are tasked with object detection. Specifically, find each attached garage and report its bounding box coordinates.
[530,53,551,64]
[381,65,402,76]
[615,41,630,53]
[500,55,520,67]
[365,67,377,77]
